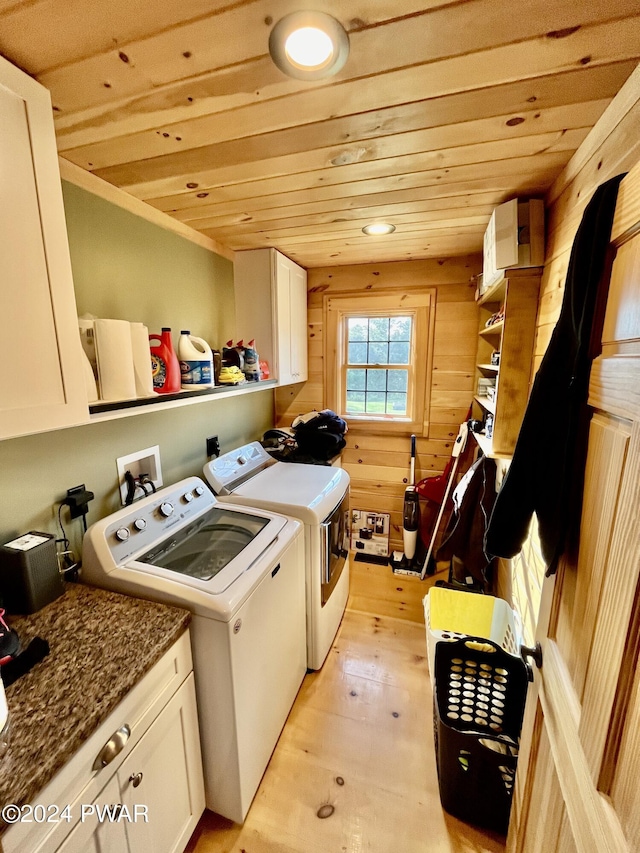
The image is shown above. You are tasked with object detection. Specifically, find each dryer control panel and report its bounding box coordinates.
[204,441,273,495]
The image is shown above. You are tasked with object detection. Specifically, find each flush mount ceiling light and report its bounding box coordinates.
[362,223,396,236]
[269,11,350,81]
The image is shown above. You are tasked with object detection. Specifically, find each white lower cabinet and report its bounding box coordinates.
[118,678,203,853]
[56,777,129,853]
[4,632,205,853]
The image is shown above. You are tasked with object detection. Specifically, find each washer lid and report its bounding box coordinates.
[130,504,286,596]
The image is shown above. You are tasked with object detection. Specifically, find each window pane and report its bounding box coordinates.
[346,369,366,390]
[387,369,408,392]
[365,392,386,413]
[368,342,388,364]
[346,391,365,412]
[366,369,386,391]
[348,318,368,342]
[348,342,368,364]
[341,312,416,422]
[389,316,411,341]
[386,393,407,415]
[389,341,410,364]
[368,317,390,341]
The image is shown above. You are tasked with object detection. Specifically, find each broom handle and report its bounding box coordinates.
[410,433,416,485]
[420,453,461,579]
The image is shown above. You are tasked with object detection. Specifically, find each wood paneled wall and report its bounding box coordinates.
[535,66,640,371]
[275,255,481,552]
[508,63,640,643]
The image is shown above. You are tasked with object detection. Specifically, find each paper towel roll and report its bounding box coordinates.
[94,319,137,402]
[130,322,156,398]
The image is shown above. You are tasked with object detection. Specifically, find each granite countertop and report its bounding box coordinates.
[0,583,190,828]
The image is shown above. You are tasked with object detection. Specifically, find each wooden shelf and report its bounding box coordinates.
[479,320,504,337]
[473,268,541,458]
[477,267,543,306]
[89,379,277,424]
[471,430,512,460]
[477,272,507,305]
[474,394,496,415]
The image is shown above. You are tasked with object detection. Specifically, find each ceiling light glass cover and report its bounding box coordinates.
[362,223,396,236]
[269,11,350,81]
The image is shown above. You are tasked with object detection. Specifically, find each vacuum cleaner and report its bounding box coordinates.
[392,434,421,575]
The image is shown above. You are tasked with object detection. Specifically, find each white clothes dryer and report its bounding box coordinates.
[204,442,350,670]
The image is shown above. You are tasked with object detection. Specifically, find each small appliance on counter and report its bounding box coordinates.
[0,532,63,615]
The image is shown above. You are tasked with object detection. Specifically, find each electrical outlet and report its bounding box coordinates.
[116,445,162,505]
[65,484,95,519]
[206,435,220,458]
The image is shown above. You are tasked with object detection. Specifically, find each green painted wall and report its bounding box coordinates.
[0,182,274,559]
[62,181,235,344]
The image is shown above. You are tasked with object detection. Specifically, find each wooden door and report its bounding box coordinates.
[509,165,640,852]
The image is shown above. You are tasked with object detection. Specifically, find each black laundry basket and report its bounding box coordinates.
[433,636,528,834]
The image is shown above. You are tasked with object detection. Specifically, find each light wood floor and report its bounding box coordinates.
[185,559,506,853]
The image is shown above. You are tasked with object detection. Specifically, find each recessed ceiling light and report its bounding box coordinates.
[362,223,396,236]
[269,12,349,81]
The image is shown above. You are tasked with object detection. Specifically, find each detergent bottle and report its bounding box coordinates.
[149,328,181,393]
[178,331,214,389]
[242,339,260,382]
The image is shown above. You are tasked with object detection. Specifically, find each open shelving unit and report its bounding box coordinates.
[472,268,542,458]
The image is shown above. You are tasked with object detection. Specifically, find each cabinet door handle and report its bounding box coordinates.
[92,724,131,770]
[129,772,144,788]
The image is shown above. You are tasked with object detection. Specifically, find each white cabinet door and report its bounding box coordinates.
[54,777,129,853]
[289,260,308,384]
[234,248,308,387]
[118,675,205,853]
[0,56,87,440]
[274,252,307,386]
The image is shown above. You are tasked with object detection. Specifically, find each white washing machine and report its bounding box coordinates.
[82,476,306,824]
[203,442,350,670]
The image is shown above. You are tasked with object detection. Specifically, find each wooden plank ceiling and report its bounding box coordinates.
[2,0,639,267]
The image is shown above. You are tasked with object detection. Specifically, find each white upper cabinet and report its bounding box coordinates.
[234,248,308,387]
[0,56,87,441]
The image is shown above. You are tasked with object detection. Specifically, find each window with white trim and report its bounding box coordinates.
[325,291,434,433]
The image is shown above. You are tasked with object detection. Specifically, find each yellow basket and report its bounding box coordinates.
[423,586,521,685]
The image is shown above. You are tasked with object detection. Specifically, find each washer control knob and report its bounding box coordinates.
[193,485,205,497]
[237,455,246,465]
[159,502,174,518]
[133,518,147,531]
[115,527,130,542]
[182,491,194,503]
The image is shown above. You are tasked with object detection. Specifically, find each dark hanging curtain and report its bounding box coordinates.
[484,174,625,574]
